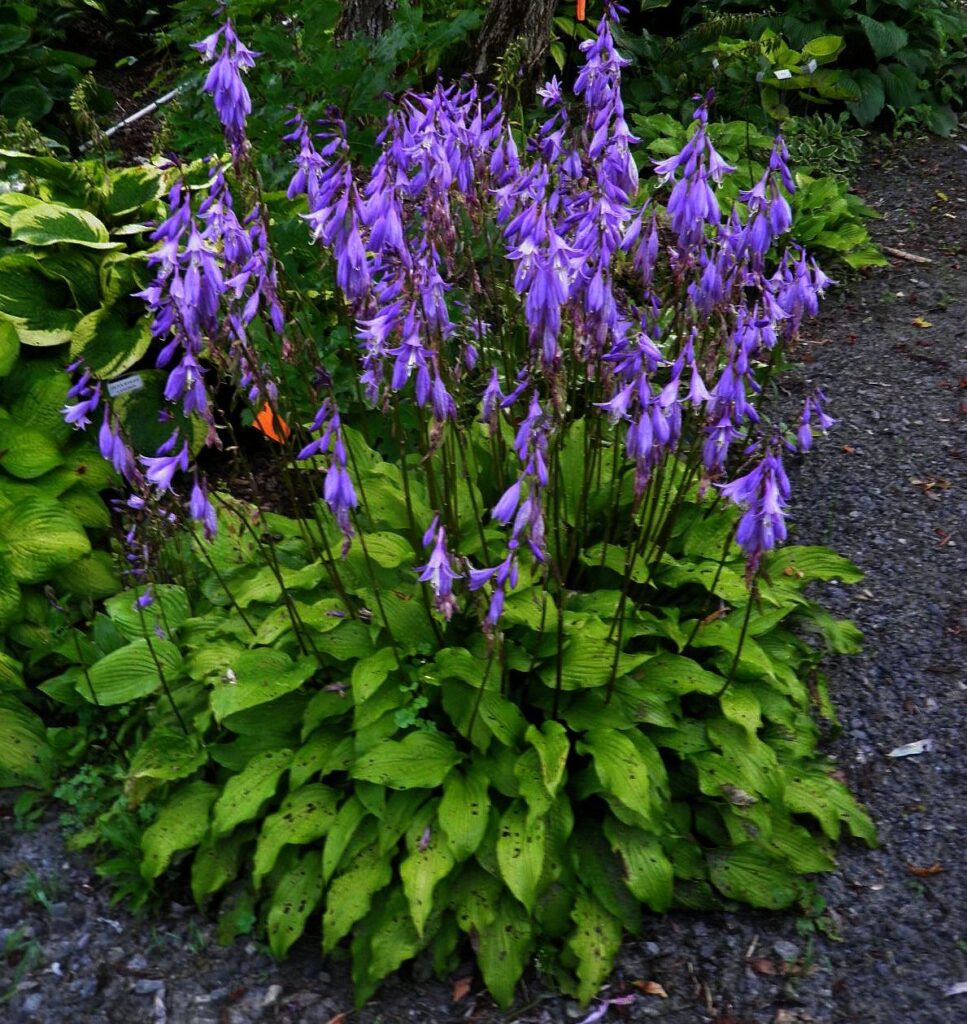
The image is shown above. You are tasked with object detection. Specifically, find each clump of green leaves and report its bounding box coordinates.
[24,441,875,1007]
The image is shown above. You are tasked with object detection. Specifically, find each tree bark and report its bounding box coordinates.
[336,0,397,41]
[472,0,558,83]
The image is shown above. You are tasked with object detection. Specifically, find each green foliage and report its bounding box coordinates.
[618,1,966,133]
[160,0,485,180]
[0,1,112,146]
[6,430,875,1007]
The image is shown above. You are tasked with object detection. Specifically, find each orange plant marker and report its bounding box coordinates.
[253,401,290,443]
[576,0,586,22]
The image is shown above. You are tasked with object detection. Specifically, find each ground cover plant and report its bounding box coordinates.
[0,4,877,1011]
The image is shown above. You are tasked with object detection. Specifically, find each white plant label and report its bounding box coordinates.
[805,58,818,73]
[774,68,793,80]
[107,374,145,398]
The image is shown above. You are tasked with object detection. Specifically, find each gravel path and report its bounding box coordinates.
[1,133,964,1024]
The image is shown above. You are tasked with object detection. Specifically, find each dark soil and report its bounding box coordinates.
[1,131,965,1024]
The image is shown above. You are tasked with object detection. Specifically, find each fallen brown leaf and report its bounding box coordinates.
[633,980,668,998]
[324,1013,349,1024]
[912,316,933,329]
[749,958,778,975]
[906,862,943,877]
[452,976,472,1002]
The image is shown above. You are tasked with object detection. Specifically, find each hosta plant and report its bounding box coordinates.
[3,5,876,1010]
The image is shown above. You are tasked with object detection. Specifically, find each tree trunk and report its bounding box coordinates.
[473,0,558,83]
[337,0,397,41]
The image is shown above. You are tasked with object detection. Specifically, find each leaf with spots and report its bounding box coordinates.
[438,765,489,861]
[141,781,218,880]
[267,849,324,958]
[253,783,341,888]
[708,844,806,909]
[577,728,655,828]
[400,807,456,937]
[603,817,674,912]
[496,798,545,912]
[212,749,292,838]
[567,889,622,1005]
[476,892,533,1009]
[322,842,393,954]
[783,771,877,846]
[351,731,460,789]
[190,826,253,904]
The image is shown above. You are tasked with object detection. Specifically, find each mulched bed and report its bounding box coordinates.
[1,131,964,1024]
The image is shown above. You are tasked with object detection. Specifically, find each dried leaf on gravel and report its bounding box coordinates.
[887,738,934,757]
[912,316,933,328]
[324,1013,348,1024]
[632,980,668,997]
[452,976,472,1002]
[906,862,943,877]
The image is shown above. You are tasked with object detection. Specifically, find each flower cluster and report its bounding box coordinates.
[282,5,832,631]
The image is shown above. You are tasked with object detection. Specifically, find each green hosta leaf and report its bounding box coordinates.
[253,783,340,888]
[359,531,414,568]
[323,842,393,954]
[438,765,489,861]
[525,720,569,797]
[0,83,52,122]
[567,890,622,1005]
[267,849,324,958]
[70,307,152,379]
[0,423,62,480]
[58,551,121,600]
[720,685,762,739]
[801,603,864,654]
[141,781,218,880]
[210,650,317,723]
[800,34,844,62]
[190,827,251,904]
[845,69,886,125]
[0,26,31,54]
[352,887,423,1006]
[351,646,397,704]
[514,748,553,824]
[105,166,165,218]
[290,729,353,789]
[0,558,21,630]
[126,729,207,792]
[212,749,293,837]
[540,632,650,690]
[81,637,182,705]
[636,652,724,695]
[0,194,42,227]
[657,555,748,603]
[322,796,367,884]
[400,812,456,936]
[476,892,533,1010]
[0,319,18,376]
[857,14,908,60]
[9,202,117,249]
[0,255,77,346]
[708,844,806,909]
[603,817,674,912]
[784,772,877,845]
[496,798,545,912]
[352,731,460,789]
[758,817,836,875]
[0,651,24,691]
[4,359,70,442]
[577,728,655,828]
[0,696,53,789]
[104,583,189,640]
[764,546,863,584]
[58,487,110,529]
